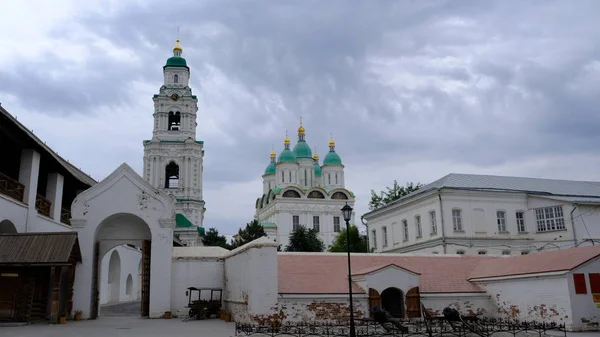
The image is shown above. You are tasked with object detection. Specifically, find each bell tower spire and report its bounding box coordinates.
[143,39,205,246]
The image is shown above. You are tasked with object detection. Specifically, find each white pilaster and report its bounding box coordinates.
[46,173,65,221]
[18,149,40,208]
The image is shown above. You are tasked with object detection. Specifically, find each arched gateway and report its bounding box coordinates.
[70,163,175,319]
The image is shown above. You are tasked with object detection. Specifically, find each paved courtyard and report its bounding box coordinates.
[0,316,236,337]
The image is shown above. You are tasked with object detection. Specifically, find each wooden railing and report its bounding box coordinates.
[61,208,71,226]
[0,172,25,202]
[36,194,52,217]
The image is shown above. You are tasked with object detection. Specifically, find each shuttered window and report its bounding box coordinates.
[589,273,600,293]
[573,273,587,294]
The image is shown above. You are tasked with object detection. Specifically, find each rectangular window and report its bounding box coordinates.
[430,211,437,234]
[403,220,409,241]
[573,273,587,294]
[313,216,320,232]
[382,226,388,247]
[516,212,526,232]
[535,206,565,232]
[590,273,600,293]
[452,209,463,231]
[371,230,377,250]
[292,215,300,231]
[497,211,507,232]
[415,215,422,238]
[333,216,341,232]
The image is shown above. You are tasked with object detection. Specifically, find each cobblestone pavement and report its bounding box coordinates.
[100,301,142,317]
[0,316,236,337]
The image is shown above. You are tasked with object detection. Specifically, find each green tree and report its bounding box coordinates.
[230,219,266,248]
[285,225,325,252]
[201,228,230,249]
[329,225,368,253]
[369,180,423,211]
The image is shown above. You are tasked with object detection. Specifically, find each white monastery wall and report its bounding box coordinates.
[567,256,600,331]
[99,245,142,305]
[170,257,224,315]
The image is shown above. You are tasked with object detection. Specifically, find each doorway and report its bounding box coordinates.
[381,287,404,318]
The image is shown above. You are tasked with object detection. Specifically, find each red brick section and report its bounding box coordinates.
[278,246,600,295]
[469,246,600,280]
[278,253,495,294]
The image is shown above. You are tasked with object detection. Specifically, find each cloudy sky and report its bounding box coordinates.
[1,0,600,237]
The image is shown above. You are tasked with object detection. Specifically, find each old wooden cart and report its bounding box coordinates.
[184,287,223,320]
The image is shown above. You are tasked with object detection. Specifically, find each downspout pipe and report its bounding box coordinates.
[438,189,447,254]
[570,202,578,246]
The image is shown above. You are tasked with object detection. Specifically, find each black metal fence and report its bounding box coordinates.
[235,317,567,337]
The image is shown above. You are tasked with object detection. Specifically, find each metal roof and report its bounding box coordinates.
[0,105,97,186]
[365,173,600,217]
[0,232,82,265]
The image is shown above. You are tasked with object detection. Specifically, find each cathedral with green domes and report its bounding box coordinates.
[255,122,356,249]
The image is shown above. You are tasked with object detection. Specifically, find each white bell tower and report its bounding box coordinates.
[142,39,205,246]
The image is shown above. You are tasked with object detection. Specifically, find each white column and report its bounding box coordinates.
[46,173,64,222]
[18,149,40,208]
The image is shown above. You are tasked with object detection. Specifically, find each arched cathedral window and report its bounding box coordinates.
[165,162,180,188]
[174,74,179,83]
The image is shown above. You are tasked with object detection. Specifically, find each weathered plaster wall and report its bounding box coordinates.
[170,257,224,315]
[567,256,600,331]
[223,238,279,322]
[421,293,493,317]
[476,276,572,326]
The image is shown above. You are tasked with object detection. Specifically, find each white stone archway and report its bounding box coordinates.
[108,250,121,303]
[70,163,175,319]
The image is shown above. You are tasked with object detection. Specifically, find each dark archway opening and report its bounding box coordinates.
[165,162,179,188]
[0,220,17,234]
[168,111,181,131]
[381,287,404,318]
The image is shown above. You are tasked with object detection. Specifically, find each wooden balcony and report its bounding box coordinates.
[35,194,52,217]
[0,172,24,203]
[60,208,71,226]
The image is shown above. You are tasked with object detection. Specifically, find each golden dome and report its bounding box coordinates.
[270,149,276,158]
[173,39,183,52]
[284,136,290,145]
[298,120,305,135]
[313,152,319,160]
[328,137,335,147]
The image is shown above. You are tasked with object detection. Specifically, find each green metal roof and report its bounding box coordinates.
[293,141,312,158]
[197,227,205,236]
[277,149,297,163]
[175,213,194,228]
[323,150,342,165]
[260,222,277,228]
[264,161,276,175]
[314,161,322,177]
[164,56,189,69]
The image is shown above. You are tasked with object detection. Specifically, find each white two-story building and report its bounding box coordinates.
[362,173,600,256]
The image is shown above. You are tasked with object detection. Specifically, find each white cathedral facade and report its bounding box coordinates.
[255,124,356,249]
[142,40,205,246]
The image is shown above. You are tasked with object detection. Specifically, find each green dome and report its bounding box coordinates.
[314,161,322,176]
[277,149,297,163]
[293,141,313,158]
[264,162,276,175]
[323,151,342,165]
[165,56,188,68]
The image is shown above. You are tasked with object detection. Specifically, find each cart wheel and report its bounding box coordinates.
[188,308,196,318]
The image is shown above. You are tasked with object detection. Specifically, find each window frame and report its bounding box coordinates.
[535,206,566,232]
[415,215,422,238]
[452,208,463,231]
[371,229,377,250]
[516,211,526,233]
[333,216,341,232]
[382,226,388,247]
[402,219,409,241]
[312,215,320,232]
[496,210,507,232]
[429,210,437,235]
[292,215,300,232]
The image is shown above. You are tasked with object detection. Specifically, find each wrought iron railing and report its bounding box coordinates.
[36,194,52,217]
[61,208,71,226]
[0,172,25,202]
[235,317,567,337]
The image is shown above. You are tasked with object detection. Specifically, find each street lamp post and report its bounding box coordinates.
[341,202,356,337]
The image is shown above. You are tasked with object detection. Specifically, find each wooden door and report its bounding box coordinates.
[368,288,381,317]
[405,286,421,318]
[0,272,20,320]
[90,242,100,319]
[141,240,151,317]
